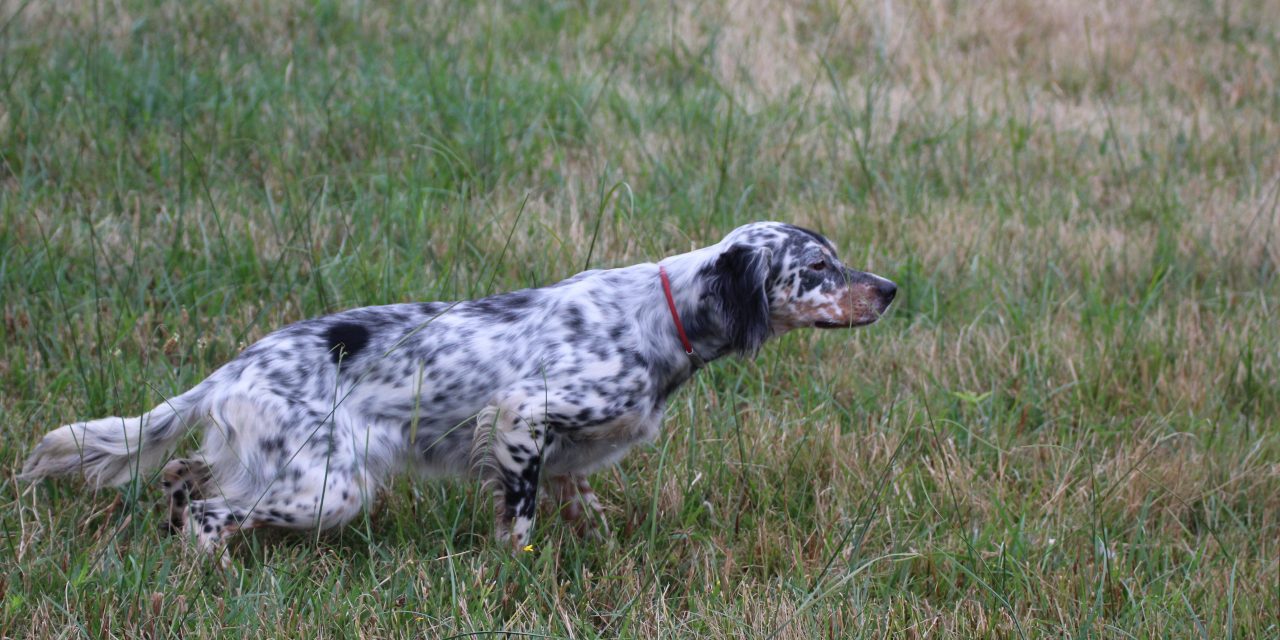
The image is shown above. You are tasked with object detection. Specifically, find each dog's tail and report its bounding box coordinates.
[19,386,207,488]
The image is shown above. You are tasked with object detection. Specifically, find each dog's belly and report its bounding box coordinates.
[393,407,665,479]
[406,414,482,476]
[365,394,665,480]
[344,389,496,478]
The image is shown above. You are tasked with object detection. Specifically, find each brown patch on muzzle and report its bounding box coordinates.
[772,275,896,332]
[813,282,888,328]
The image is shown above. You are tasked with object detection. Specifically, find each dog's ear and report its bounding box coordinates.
[709,243,772,355]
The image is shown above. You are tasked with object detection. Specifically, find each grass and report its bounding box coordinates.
[1,0,1278,636]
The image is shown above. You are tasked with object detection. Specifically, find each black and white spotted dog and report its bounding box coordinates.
[21,221,896,559]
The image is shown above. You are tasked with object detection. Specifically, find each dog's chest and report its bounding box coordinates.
[545,408,665,475]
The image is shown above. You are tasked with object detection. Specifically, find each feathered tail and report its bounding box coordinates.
[19,388,205,488]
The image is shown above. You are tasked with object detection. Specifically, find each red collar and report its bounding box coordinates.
[658,265,699,364]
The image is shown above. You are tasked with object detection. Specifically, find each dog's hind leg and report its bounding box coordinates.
[159,458,212,535]
[167,400,384,565]
[180,497,252,566]
[179,466,372,562]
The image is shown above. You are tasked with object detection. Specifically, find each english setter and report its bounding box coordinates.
[21,221,896,560]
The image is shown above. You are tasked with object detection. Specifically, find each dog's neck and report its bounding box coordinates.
[648,244,756,383]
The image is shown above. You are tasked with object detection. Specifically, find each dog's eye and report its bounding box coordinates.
[809,261,827,271]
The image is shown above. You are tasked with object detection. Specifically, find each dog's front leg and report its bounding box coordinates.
[551,474,608,538]
[471,387,561,551]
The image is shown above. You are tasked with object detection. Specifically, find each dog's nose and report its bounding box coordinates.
[876,279,897,303]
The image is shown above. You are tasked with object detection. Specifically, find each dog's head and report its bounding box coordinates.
[704,221,896,354]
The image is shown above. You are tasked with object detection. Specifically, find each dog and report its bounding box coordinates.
[20,221,896,560]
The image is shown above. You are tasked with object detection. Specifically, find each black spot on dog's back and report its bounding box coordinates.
[324,322,370,363]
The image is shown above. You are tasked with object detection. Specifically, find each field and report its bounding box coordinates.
[2,0,1278,637]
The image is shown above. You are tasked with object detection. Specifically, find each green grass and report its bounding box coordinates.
[2,0,1278,636]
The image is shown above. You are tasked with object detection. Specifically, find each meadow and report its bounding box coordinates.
[1,0,1278,637]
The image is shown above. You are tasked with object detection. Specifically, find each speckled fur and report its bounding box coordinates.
[20,222,896,559]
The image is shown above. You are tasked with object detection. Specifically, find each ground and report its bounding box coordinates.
[1,0,1277,637]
